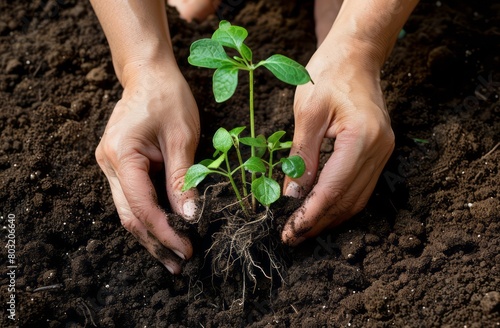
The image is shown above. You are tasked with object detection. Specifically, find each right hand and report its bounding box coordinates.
[282,37,395,245]
[95,63,200,274]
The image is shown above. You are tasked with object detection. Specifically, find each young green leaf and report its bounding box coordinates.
[254,135,267,158]
[199,159,214,167]
[213,127,233,153]
[278,141,293,149]
[213,66,239,102]
[259,54,311,85]
[239,136,267,148]
[239,44,253,63]
[207,154,225,169]
[267,131,286,149]
[252,176,281,206]
[243,157,266,173]
[212,20,253,62]
[182,164,212,191]
[229,126,246,138]
[188,39,235,69]
[281,155,306,179]
[412,138,429,144]
[212,20,247,48]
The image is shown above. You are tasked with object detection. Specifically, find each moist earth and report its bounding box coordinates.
[0,0,499,327]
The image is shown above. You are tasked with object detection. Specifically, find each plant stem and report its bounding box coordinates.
[225,155,246,213]
[249,68,256,211]
[235,144,248,197]
[249,70,255,148]
[268,151,274,179]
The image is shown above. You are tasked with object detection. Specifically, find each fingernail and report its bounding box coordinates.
[172,249,186,260]
[285,181,301,198]
[290,236,306,247]
[163,263,175,274]
[182,200,198,221]
[282,229,305,246]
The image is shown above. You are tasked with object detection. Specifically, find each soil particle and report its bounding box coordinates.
[5,58,23,74]
[481,291,500,314]
[85,66,109,85]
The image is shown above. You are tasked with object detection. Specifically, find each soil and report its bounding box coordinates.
[1,0,499,327]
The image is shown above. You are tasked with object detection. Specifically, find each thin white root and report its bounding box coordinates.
[480,141,500,160]
[208,208,286,304]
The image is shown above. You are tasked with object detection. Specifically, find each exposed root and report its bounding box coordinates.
[195,182,231,223]
[206,208,286,303]
[480,141,500,160]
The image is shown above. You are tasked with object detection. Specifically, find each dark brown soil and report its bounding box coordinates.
[1,0,499,327]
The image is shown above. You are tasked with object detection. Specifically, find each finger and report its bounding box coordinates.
[129,218,184,274]
[325,169,381,230]
[319,135,394,230]
[282,127,365,244]
[308,152,389,237]
[102,171,184,273]
[162,119,200,221]
[117,152,193,260]
[282,127,393,245]
[283,98,329,198]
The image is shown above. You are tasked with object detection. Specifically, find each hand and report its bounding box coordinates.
[281,40,395,245]
[95,64,200,273]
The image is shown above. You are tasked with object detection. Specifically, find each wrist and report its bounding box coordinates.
[114,43,179,87]
[320,0,419,69]
[119,53,182,91]
[313,35,384,77]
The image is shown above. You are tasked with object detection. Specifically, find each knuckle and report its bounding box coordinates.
[169,167,189,191]
[318,186,345,205]
[128,203,152,227]
[119,212,139,234]
[320,186,359,216]
[95,135,122,168]
[95,145,105,167]
[168,127,199,152]
[385,128,396,151]
[339,197,357,213]
[95,143,113,175]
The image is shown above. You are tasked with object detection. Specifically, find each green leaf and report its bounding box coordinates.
[188,39,235,69]
[207,154,225,169]
[254,135,267,158]
[243,157,266,173]
[213,66,238,102]
[199,159,214,167]
[213,127,233,153]
[212,20,247,49]
[229,126,246,138]
[240,44,253,62]
[252,176,281,206]
[182,164,211,191]
[279,141,293,149]
[260,54,311,85]
[268,131,286,149]
[412,138,429,144]
[239,136,267,148]
[212,21,252,62]
[281,155,306,179]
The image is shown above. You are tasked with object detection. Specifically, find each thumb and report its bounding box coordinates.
[163,131,199,221]
[283,104,327,199]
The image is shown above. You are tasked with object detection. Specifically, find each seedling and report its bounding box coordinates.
[183,20,312,213]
